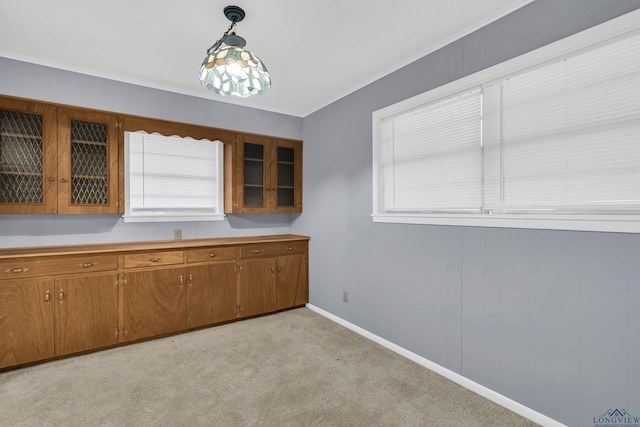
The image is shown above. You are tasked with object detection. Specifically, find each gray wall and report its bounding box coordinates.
[292,1,640,426]
[0,58,303,248]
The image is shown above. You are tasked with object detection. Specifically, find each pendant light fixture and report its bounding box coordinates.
[199,5,271,98]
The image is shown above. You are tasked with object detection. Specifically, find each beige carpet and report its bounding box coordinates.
[0,308,538,426]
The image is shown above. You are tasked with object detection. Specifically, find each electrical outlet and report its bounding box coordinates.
[343,291,349,303]
[174,229,182,240]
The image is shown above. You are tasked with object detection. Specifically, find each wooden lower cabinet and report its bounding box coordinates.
[238,252,308,317]
[123,261,237,341]
[275,254,308,310]
[187,262,236,329]
[0,234,309,370]
[0,279,54,369]
[55,274,119,355]
[238,258,277,317]
[0,274,118,368]
[122,268,187,342]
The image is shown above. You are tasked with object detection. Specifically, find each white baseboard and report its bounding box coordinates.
[305,303,565,427]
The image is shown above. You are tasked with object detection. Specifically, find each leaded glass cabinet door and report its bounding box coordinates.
[0,97,57,214]
[57,109,120,214]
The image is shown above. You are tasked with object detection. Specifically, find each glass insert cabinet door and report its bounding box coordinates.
[242,141,265,207]
[232,134,302,213]
[273,139,302,212]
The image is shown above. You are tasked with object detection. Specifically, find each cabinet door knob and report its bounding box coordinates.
[47,177,55,182]
[60,178,68,183]
[44,291,51,303]
[179,275,184,286]
[188,274,193,286]
[58,289,65,303]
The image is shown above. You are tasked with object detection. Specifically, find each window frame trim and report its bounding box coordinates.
[372,8,640,232]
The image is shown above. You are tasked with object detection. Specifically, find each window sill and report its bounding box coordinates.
[372,213,640,233]
[123,214,225,223]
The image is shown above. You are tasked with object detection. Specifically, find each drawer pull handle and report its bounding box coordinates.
[252,249,263,254]
[287,247,294,251]
[208,253,217,257]
[6,267,29,273]
[81,262,96,268]
[150,258,160,262]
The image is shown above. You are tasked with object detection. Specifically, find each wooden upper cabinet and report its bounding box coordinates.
[273,139,303,213]
[2,95,303,216]
[0,96,121,214]
[0,96,58,214]
[225,133,302,213]
[57,108,120,214]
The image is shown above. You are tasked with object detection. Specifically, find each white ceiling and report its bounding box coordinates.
[0,0,531,117]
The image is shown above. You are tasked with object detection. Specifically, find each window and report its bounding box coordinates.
[124,131,224,222]
[378,90,482,213]
[373,9,640,232]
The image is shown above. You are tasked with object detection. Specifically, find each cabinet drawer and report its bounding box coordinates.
[241,243,306,258]
[187,246,237,263]
[0,254,118,280]
[123,251,184,268]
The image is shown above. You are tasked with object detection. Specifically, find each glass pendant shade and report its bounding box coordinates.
[199,46,271,98]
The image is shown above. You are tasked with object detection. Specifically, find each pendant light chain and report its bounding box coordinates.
[207,20,238,55]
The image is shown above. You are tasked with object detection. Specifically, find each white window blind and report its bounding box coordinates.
[379,90,483,212]
[485,34,640,213]
[124,132,224,222]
